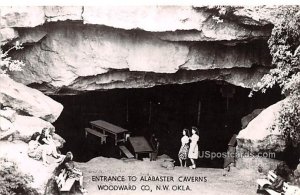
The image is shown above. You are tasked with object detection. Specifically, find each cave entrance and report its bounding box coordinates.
[51,80,281,168]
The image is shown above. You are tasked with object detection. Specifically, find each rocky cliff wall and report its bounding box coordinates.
[0,6,289,94]
[0,76,64,194]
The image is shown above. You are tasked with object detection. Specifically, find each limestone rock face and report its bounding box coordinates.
[44,6,83,22]
[0,6,45,27]
[0,116,13,131]
[0,107,17,122]
[12,115,55,142]
[0,27,18,44]
[0,6,289,94]
[1,6,281,31]
[66,67,269,93]
[232,5,294,26]
[241,108,264,129]
[0,76,63,122]
[9,22,271,94]
[16,27,47,44]
[236,99,287,154]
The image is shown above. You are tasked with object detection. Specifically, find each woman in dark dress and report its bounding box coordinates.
[178,129,190,167]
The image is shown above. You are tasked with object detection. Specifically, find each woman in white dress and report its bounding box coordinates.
[178,129,190,167]
[188,126,199,169]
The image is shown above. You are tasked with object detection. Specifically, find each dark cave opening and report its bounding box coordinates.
[50,80,282,168]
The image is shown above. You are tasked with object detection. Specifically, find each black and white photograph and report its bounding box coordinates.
[1,3,300,195]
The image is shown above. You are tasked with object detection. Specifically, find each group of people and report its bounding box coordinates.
[27,128,87,194]
[178,126,199,169]
[28,127,63,165]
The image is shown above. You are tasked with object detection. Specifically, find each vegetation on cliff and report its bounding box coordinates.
[258,8,300,148]
[0,41,25,77]
[0,158,38,195]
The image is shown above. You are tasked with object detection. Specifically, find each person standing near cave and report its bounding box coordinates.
[188,126,199,169]
[178,129,190,167]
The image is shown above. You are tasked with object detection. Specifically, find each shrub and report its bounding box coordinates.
[257,8,300,147]
[0,158,38,195]
[0,41,25,77]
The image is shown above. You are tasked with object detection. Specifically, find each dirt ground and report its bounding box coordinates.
[76,155,260,195]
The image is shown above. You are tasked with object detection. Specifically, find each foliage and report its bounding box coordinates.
[0,158,38,195]
[271,94,300,147]
[257,8,300,146]
[259,8,300,94]
[0,41,25,77]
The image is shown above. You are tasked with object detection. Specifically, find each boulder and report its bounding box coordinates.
[241,108,264,129]
[235,156,281,173]
[0,140,59,194]
[0,76,63,122]
[0,109,17,139]
[236,99,287,154]
[12,114,54,142]
[0,107,17,122]
[0,27,19,44]
[0,116,13,131]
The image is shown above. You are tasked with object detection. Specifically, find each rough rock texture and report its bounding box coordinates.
[17,27,47,44]
[0,27,18,44]
[0,116,13,131]
[236,99,287,154]
[0,76,63,122]
[0,107,65,145]
[0,107,17,122]
[12,115,54,142]
[231,5,296,26]
[1,6,45,27]
[9,23,271,94]
[241,108,264,129]
[0,77,65,195]
[235,99,288,170]
[0,6,288,94]
[0,140,59,194]
[1,6,280,31]
[235,156,281,173]
[63,67,268,93]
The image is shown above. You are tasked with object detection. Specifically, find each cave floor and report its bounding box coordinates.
[75,155,260,195]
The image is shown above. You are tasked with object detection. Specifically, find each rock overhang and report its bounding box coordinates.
[1,6,290,95]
